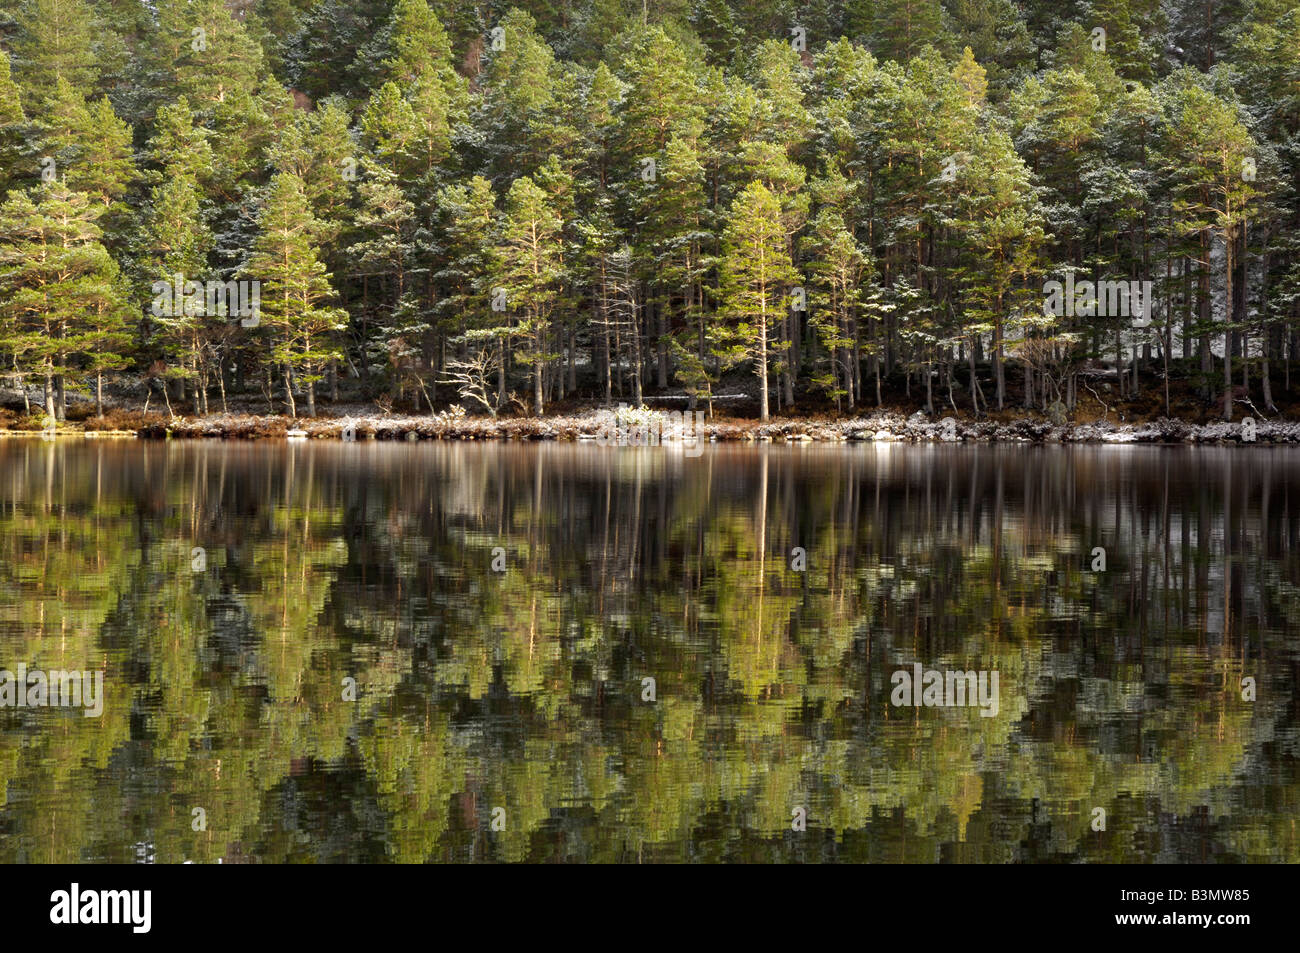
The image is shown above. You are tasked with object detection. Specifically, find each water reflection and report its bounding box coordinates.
[0,439,1296,862]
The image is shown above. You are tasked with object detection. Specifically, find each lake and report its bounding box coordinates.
[0,439,1296,862]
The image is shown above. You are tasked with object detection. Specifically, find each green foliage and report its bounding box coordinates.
[0,0,1291,421]
[0,443,1290,862]
[499,175,565,415]
[242,172,346,417]
[10,0,99,110]
[717,181,798,420]
[0,182,126,410]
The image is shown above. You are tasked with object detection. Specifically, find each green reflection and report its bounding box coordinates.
[0,441,1295,863]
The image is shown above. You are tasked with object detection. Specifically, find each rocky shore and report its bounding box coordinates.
[102,409,1300,444]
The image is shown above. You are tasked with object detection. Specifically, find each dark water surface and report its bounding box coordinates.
[0,438,1296,863]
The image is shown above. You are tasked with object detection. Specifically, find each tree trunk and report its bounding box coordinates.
[284,366,296,418]
[759,300,770,421]
[1223,227,1234,421]
[534,325,544,416]
[994,308,1005,410]
[658,308,668,390]
[497,337,507,410]
[568,325,577,394]
[631,305,643,406]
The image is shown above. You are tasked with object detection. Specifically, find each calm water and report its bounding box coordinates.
[0,438,1296,863]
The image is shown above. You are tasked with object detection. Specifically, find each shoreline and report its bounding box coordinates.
[1,410,1296,445]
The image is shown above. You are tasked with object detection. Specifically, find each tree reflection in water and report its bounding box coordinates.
[0,440,1295,863]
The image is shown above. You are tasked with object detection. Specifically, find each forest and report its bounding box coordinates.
[0,0,1295,424]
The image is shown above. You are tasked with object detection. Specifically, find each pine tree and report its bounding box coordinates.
[140,172,214,414]
[944,0,1035,89]
[69,95,135,211]
[499,176,564,415]
[1158,76,1259,420]
[242,173,346,417]
[351,162,418,402]
[376,0,468,121]
[471,8,559,181]
[146,97,216,189]
[0,51,36,195]
[436,176,503,398]
[716,181,798,421]
[282,0,393,102]
[740,39,813,409]
[84,256,133,416]
[804,195,869,412]
[946,127,1047,412]
[0,0,1294,427]
[243,0,305,77]
[615,26,708,395]
[641,135,710,402]
[40,79,136,247]
[870,0,946,62]
[361,81,421,179]
[11,0,99,110]
[268,101,356,273]
[159,0,266,112]
[0,182,124,419]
